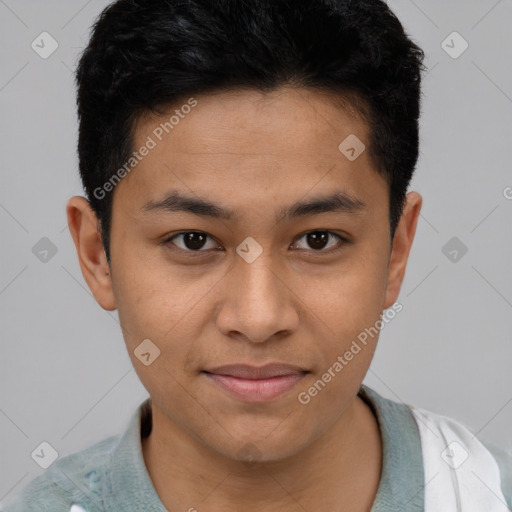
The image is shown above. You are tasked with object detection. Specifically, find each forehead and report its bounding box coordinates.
[115,86,387,215]
[135,86,370,153]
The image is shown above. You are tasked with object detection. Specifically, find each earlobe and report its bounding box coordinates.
[383,191,422,310]
[66,196,117,311]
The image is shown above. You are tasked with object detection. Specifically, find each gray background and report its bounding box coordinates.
[1,0,511,505]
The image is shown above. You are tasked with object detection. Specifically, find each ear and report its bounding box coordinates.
[66,196,117,311]
[383,191,422,309]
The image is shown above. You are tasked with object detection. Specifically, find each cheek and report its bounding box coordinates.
[294,259,387,416]
[110,247,224,377]
[302,249,388,341]
[113,271,201,348]
[110,233,184,332]
[111,265,204,400]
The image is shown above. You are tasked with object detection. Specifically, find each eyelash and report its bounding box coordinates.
[161,230,350,257]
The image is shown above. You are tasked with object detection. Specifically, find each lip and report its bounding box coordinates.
[203,363,308,403]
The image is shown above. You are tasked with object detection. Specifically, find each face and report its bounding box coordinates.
[68,86,420,463]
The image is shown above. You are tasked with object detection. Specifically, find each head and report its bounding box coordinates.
[68,0,425,463]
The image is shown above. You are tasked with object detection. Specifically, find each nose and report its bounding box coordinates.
[215,251,300,344]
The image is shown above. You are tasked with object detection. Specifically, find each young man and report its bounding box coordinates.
[3,0,511,511]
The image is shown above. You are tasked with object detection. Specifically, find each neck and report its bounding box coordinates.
[141,394,382,512]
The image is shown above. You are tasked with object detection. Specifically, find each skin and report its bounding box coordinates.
[67,86,422,512]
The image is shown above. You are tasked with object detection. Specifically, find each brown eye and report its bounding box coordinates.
[292,231,346,252]
[164,231,219,252]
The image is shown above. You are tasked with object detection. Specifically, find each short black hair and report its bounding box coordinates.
[76,0,426,264]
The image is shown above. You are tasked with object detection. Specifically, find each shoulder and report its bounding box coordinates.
[409,404,512,509]
[362,385,512,509]
[480,439,512,509]
[1,434,120,512]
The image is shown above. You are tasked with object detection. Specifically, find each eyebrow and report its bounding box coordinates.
[141,189,367,222]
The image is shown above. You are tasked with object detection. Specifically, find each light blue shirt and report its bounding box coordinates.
[2,385,511,511]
